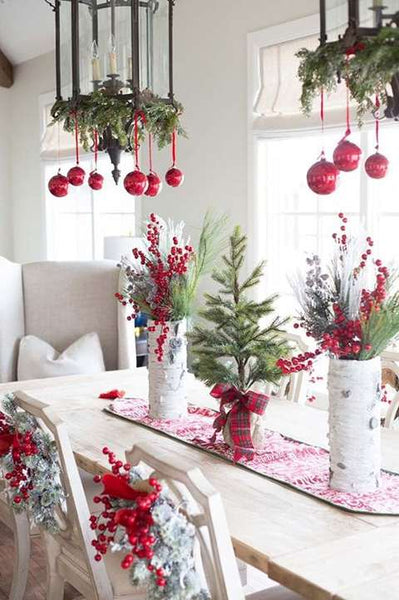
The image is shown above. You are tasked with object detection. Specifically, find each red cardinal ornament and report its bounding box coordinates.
[67,165,86,186]
[88,171,104,191]
[365,152,389,179]
[145,172,162,197]
[333,139,362,172]
[48,172,69,197]
[124,169,148,196]
[165,166,184,188]
[307,157,339,195]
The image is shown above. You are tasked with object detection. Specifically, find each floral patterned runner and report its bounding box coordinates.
[106,398,399,516]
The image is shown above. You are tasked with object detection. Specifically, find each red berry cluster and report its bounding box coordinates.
[116,213,194,361]
[0,412,38,506]
[276,350,321,375]
[91,447,166,588]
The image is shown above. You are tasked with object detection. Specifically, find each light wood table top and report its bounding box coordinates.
[2,369,399,599]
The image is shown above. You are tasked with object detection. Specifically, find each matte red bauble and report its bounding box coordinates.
[67,165,86,186]
[307,158,339,195]
[364,152,389,179]
[124,169,148,196]
[333,139,362,172]
[48,173,69,197]
[165,167,184,188]
[88,171,104,191]
[145,172,162,197]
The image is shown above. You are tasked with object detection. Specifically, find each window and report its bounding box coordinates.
[255,125,399,320]
[44,152,139,261]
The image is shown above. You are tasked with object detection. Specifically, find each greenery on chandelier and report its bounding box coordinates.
[50,89,186,152]
[297,27,399,117]
[190,226,289,392]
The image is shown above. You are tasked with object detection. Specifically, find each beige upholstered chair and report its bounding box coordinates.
[0,257,136,384]
[12,390,301,600]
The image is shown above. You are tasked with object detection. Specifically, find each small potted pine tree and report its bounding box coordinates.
[189,226,289,460]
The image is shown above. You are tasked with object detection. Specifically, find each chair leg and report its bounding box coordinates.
[43,533,65,600]
[9,510,31,600]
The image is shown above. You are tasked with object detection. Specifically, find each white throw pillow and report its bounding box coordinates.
[17,332,106,381]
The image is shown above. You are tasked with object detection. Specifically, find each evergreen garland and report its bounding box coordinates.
[189,226,289,392]
[297,28,399,118]
[50,90,186,152]
[0,394,64,533]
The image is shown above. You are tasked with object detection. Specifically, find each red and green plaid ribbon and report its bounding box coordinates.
[210,383,269,462]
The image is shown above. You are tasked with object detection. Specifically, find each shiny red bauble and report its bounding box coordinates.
[145,172,162,197]
[165,166,184,188]
[48,173,69,197]
[333,139,362,172]
[88,171,104,191]
[124,169,148,196]
[365,152,389,179]
[307,158,339,195]
[67,165,86,186]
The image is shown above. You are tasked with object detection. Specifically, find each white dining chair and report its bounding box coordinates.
[381,349,399,428]
[12,390,302,600]
[269,332,311,405]
[0,478,31,600]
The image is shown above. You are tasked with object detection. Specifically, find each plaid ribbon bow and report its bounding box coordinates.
[210,383,269,462]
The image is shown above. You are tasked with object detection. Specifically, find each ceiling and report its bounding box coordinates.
[0,0,54,65]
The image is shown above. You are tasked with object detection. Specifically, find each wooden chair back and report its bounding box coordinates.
[126,444,245,600]
[13,391,113,599]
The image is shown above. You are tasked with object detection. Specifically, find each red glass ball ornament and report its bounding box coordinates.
[165,166,184,188]
[365,152,389,179]
[88,171,104,191]
[67,165,86,186]
[48,173,69,197]
[145,172,163,197]
[333,139,362,172]
[307,157,339,195]
[124,169,148,196]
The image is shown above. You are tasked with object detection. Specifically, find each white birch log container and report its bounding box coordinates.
[148,319,188,419]
[328,356,381,493]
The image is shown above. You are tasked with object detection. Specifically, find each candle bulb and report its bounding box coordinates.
[91,41,101,81]
[372,0,383,6]
[128,57,132,80]
[108,34,118,75]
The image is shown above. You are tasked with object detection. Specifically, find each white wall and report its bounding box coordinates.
[5,0,318,262]
[0,87,12,259]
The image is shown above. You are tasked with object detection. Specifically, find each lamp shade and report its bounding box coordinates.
[103,236,143,261]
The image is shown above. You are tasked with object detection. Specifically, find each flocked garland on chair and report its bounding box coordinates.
[0,394,64,533]
[90,446,211,600]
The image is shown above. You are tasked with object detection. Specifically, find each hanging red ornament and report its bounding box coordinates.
[145,172,162,197]
[88,131,104,190]
[124,111,149,196]
[68,110,86,186]
[333,139,362,172]
[307,157,339,195]
[88,171,104,190]
[365,152,389,179]
[307,90,338,195]
[144,134,162,197]
[333,67,361,172]
[165,129,184,188]
[365,95,389,180]
[48,172,69,197]
[124,170,148,196]
[67,165,86,186]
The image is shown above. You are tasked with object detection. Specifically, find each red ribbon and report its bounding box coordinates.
[133,110,147,170]
[102,473,147,501]
[375,94,380,150]
[0,432,15,457]
[74,110,80,165]
[171,129,177,166]
[210,384,269,462]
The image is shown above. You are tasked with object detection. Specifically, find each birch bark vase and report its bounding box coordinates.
[328,357,381,493]
[148,320,188,419]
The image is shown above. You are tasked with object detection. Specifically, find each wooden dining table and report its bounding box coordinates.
[2,368,399,600]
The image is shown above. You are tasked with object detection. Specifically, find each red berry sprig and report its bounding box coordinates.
[91,447,166,588]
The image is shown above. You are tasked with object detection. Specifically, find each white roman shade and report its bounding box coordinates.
[253,29,355,131]
[40,104,86,161]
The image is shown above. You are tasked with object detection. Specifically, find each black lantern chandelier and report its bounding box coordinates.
[319,0,399,119]
[45,0,184,191]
